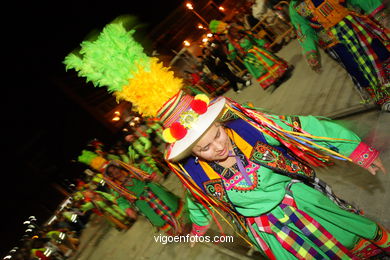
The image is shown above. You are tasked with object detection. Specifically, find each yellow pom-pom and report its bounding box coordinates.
[162,128,177,143]
[194,94,209,105]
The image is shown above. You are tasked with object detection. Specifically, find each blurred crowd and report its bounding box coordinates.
[9,117,169,260]
[183,0,295,96]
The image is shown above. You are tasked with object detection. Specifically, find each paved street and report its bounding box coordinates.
[69,39,390,260]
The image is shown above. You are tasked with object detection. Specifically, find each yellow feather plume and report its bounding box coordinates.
[115,58,183,117]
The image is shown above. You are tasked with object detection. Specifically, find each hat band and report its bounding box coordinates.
[162,95,193,128]
[161,94,210,143]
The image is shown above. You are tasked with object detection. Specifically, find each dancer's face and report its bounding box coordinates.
[107,166,126,182]
[191,123,232,162]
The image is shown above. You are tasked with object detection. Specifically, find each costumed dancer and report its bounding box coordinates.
[124,126,170,178]
[77,149,184,235]
[209,19,293,90]
[289,0,390,111]
[77,184,133,230]
[64,19,389,259]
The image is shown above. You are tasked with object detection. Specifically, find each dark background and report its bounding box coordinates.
[3,0,183,256]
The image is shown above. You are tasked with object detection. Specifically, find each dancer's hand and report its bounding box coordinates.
[367,157,387,175]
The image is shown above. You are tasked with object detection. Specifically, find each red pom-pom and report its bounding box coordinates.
[191,100,208,114]
[170,122,188,139]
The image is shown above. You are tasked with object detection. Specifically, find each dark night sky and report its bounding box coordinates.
[3,0,183,256]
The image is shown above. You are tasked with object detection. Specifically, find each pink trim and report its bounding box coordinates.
[349,142,379,169]
[190,223,210,236]
[223,166,259,190]
[369,4,385,17]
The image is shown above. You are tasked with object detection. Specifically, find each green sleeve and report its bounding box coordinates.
[96,191,116,202]
[139,162,154,175]
[150,122,162,131]
[80,202,94,212]
[111,190,133,211]
[116,196,133,212]
[139,136,152,151]
[120,154,130,164]
[185,192,212,226]
[128,145,139,162]
[346,0,383,14]
[289,1,318,54]
[264,115,361,157]
[107,154,121,161]
[134,140,148,156]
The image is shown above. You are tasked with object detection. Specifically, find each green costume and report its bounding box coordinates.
[289,0,390,107]
[127,135,166,178]
[103,160,184,234]
[209,20,290,90]
[169,99,389,259]
[79,189,129,222]
[112,178,182,230]
[227,35,289,90]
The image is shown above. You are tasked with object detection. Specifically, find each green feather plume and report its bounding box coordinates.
[64,22,151,92]
[77,150,98,166]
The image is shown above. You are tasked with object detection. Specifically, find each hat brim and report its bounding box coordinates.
[168,97,226,162]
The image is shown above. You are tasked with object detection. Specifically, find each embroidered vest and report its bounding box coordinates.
[305,0,350,30]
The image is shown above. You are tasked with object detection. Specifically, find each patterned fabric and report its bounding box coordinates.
[202,179,228,201]
[369,4,387,27]
[279,116,303,133]
[292,0,390,105]
[250,141,316,182]
[247,46,289,89]
[140,187,179,232]
[247,217,277,260]
[372,225,390,252]
[247,180,386,259]
[350,237,384,258]
[350,224,390,257]
[111,160,154,181]
[103,176,138,202]
[305,0,350,30]
[219,108,240,122]
[248,194,355,260]
[332,17,378,83]
[348,142,379,168]
[157,90,192,128]
[296,1,336,48]
[159,200,184,234]
[308,178,361,214]
[209,143,260,191]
